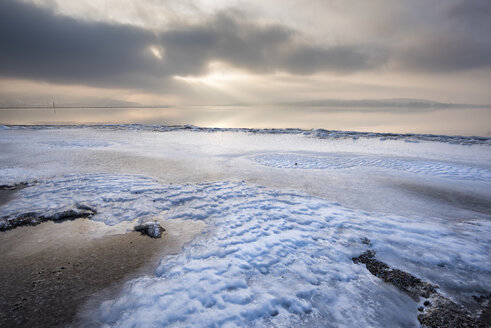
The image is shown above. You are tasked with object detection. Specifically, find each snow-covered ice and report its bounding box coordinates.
[0,125,490,327]
[95,180,490,328]
[2,174,490,327]
[253,153,491,181]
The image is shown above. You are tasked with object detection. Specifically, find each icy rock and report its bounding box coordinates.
[134,221,165,238]
[0,182,29,191]
[0,206,96,231]
[352,250,436,299]
[353,250,488,327]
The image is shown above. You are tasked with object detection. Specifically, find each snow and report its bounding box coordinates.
[253,153,491,181]
[0,168,35,186]
[5,124,491,145]
[0,174,171,226]
[40,140,115,148]
[0,125,490,327]
[1,174,488,327]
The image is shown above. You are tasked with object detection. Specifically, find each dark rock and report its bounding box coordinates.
[473,294,491,327]
[352,250,436,299]
[352,250,488,328]
[0,182,29,191]
[0,205,96,231]
[134,221,165,238]
[418,294,483,328]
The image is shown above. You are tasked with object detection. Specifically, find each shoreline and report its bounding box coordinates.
[0,217,205,327]
[1,123,490,142]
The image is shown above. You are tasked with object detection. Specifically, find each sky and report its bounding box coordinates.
[0,0,491,107]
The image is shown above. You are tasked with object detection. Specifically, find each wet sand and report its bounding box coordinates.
[0,217,205,328]
[0,184,26,207]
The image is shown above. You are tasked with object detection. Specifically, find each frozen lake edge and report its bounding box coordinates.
[0,125,490,327]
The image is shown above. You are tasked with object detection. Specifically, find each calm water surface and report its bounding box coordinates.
[0,106,490,136]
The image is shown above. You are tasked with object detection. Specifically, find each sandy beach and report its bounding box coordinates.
[0,212,205,327]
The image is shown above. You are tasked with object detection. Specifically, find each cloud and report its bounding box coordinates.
[0,0,388,91]
[392,0,491,72]
[1,0,490,98]
[0,0,164,89]
[396,36,491,72]
[448,0,491,24]
[161,11,388,75]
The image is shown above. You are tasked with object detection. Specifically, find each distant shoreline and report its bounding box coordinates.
[1,123,490,143]
[0,106,170,109]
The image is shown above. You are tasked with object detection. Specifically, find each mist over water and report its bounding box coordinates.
[0,106,490,136]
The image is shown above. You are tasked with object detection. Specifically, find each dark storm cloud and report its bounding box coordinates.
[160,12,387,75]
[395,0,491,72]
[448,0,491,23]
[0,0,387,90]
[2,0,490,92]
[0,0,164,89]
[398,38,491,72]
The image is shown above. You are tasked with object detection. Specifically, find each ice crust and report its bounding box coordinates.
[40,140,115,148]
[1,174,489,327]
[1,126,490,327]
[0,174,180,226]
[95,180,490,327]
[3,124,491,145]
[253,153,491,181]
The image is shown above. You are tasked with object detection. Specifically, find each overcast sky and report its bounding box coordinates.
[1,0,490,106]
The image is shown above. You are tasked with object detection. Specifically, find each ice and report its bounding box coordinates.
[0,174,200,226]
[1,175,488,326]
[4,124,491,145]
[0,168,35,186]
[0,125,490,327]
[253,153,491,181]
[40,140,115,148]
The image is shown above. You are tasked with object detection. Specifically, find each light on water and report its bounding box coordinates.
[1,106,490,136]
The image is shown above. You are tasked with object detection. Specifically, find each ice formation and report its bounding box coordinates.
[253,153,491,181]
[1,175,489,327]
[0,125,490,327]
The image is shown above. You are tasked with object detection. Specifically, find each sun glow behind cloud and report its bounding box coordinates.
[2,0,491,109]
[171,61,263,105]
[173,62,252,88]
[149,46,164,60]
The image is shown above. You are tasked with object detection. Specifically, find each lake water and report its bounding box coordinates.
[0,106,490,136]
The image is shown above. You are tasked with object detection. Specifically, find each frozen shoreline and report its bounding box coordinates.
[2,123,490,145]
[0,126,489,327]
[0,174,489,327]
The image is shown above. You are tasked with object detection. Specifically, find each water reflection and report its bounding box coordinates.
[0,106,490,136]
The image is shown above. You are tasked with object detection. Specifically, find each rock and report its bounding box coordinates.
[418,294,484,328]
[352,250,436,299]
[0,205,96,231]
[0,182,29,191]
[134,221,165,238]
[352,250,488,327]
